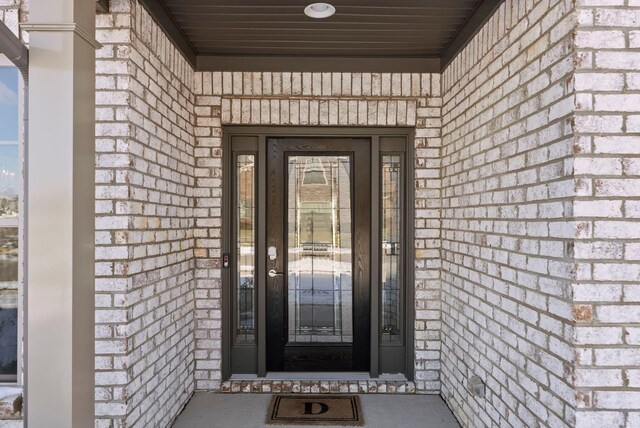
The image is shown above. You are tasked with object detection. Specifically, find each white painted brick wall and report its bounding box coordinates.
[0,0,27,42]
[573,0,640,426]
[192,71,443,393]
[95,1,195,426]
[441,0,578,427]
[2,0,640,427]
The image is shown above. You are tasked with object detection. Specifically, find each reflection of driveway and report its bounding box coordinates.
[0,289,17,309]
[288,273,352,331]
[0,305,17,373]
[288,272,351,310]
[288,258,351,275]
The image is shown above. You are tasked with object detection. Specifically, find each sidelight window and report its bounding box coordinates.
[0,65,21,383]
[234,154,256,344]
[381,155,403,344]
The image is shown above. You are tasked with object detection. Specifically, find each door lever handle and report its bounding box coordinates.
[268,269,284,278]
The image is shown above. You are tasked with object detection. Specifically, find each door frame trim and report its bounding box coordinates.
[222,126,415,381]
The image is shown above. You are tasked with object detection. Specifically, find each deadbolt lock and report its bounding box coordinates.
[268,245,277,261]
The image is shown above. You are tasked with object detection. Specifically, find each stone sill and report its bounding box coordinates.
[221,379,417,394]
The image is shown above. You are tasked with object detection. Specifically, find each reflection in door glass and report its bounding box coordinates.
[235,154,255,343]
[0,66,19,379]
[287,156,353,343]
[0,228,18,375]
[0,146,19,218]
[382,155,402,343]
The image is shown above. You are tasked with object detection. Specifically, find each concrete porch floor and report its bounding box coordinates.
[172,393,461,428]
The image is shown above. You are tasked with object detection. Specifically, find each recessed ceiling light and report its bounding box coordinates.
[304,2,336,19]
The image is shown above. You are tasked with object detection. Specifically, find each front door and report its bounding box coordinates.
[266,138,371,371]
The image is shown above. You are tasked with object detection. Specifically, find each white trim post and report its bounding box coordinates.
[25,0,97,425]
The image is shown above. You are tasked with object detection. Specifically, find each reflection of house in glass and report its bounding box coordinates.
[287,156,353,343]
[0,197,17,218]
[0,145,19,219]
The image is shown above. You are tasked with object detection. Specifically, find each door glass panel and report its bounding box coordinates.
[287,156,352,343]
[381,155,402,343]
[235,154,255,344]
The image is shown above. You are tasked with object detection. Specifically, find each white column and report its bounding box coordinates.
[24,0,97,425]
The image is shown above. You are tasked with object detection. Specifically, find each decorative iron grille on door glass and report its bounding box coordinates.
[287,156,353,344]
[235,154,256,344]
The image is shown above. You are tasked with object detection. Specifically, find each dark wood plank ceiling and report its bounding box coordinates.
[137,0,504,72]
[163,0,479,57]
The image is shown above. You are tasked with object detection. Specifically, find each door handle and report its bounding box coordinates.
[268,269,284,278]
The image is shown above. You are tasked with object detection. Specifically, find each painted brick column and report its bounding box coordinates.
[94,1,196,425]
[573,2,640,426]
[24,0,97,425]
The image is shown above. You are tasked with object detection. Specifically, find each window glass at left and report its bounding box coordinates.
[0,65,21,382]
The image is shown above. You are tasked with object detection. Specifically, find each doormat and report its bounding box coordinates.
[267,394,363,426]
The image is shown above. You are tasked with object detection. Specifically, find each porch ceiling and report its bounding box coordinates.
[136,0,504,72]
